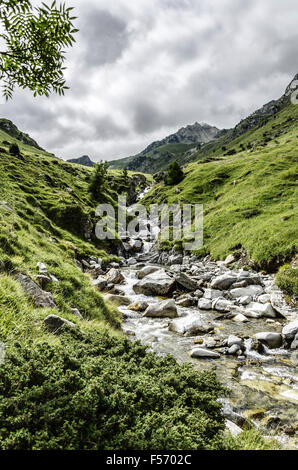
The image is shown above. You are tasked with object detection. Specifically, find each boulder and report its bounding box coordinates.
[227,335,244,348]
[225,420,243,437]
[127,258,137,266]
[136,266,159,279]
[36,262,48,274]
[36,275,52,288]
[174,272,198,291]
[190,348,220,359]
[129,239,143,252]
[105,268,124,285]
[16,274,56,308]
[230,285,263,299]
[143,299,178,319]
[282,320,298,340]
[246,302,277,318]
[290,333,298,350]
[204,288,223,300]
[176,294,196,307]
[238,295,252,306]
[104,294,131,306]
[198,298,212,310]
[168,254,183,265]
[169,317,213,336]
[193,289,204,299]
[258,294,271,304]
[228,344,241,355]
[254,332,282,349]
[128,301,149,312]
[212,298,232,312]
[133,270,175,296]
[224,254,236,266]
[211,273,237,290]
[44,315,75,332]
[232,313,249,323]
[93,276,107,291]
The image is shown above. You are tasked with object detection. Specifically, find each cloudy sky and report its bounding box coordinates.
[2,0,298,161]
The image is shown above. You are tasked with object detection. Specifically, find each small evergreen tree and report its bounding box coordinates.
[9,143,20,156]
[122,167,128,184]
[88,161,109,200]
[166,161,184,185]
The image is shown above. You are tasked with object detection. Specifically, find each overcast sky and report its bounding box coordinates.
[1,0,298,161]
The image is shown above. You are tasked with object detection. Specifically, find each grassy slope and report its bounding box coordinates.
[0,132,132,344]
[143,103,298,270]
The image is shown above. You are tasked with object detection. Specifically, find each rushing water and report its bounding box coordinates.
[116,195,298,447]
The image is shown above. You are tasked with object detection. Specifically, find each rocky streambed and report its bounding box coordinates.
[89,240,298,447]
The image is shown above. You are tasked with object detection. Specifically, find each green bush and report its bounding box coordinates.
[166,161,184,186]
[88,161,109,200]
[0,328,227,450]
[275,265,298,297]
[9,143,20,156]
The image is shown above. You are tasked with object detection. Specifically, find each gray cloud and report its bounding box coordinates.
[1,0,297,162]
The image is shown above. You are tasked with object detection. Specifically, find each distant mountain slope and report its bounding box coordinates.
[67,155,95,167]
[108,122,220,173]
[0,118,43,150]
[143,87,298,271]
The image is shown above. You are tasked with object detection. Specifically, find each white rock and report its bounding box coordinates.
[211,273,237,290]
[238,295,252,306]
[143,299,178,319]
[225,420,243,437]
[227,335,244,348]
[212,298,232,312]
[198,298,212,310]
[224,254,236,266]
[230,285,263,299]
[254,332,282,349]
[258,294,271,304]
[282,320,298,340]
[246,302,277,318]
[190,348,220,359]
[204,288,223,300]
[232,313,249,323]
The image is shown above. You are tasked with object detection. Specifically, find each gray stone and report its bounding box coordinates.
[254,332,282,349]
[211,273,237,290]
[282,320,298,340]
[224,254,236,266]
[204,288,223,300]
[258,294,271,304]
[228,344,241,355]
[193,289,204,299]
[227,335,244,348]
[44,315,75,332]
[238,295,252,306]
[212,298,232,312]
[93,276,107,291]
[232,313,249,323]
[127,258,137,266]
[176,294,196,307]
[168,254,183,265]
[175,272,198,291]
[230,285,263,299]
[133,270,175,296]
[17,274,56,308]
[36,275,52,288]
[198,298,212,310]
[105,268,124,285]
[246,302,277,318]
[169,317,214,336]
[70,308,83,320]
[37,262,48,274]
[190,348,220,359]
[225,420,243,437]
[143,299,178,319]
[136,266,159,279]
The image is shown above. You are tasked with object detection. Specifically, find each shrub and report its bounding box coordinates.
[275,265,298,297]
[0,328,227,450]
[88,161,109,200]
[9,143,20,156]
[166,161,184,186]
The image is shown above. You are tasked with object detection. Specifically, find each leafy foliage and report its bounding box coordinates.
[276,265,298,297]
[9,142,20,156]
[88,161,109,200]
[0,328,227,450]
[0,0,78,99]
[166,160,184,186]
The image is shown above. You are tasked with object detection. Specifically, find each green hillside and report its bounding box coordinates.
[143,101,298,271]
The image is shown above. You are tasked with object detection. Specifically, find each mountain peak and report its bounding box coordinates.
[67,155,95,167]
